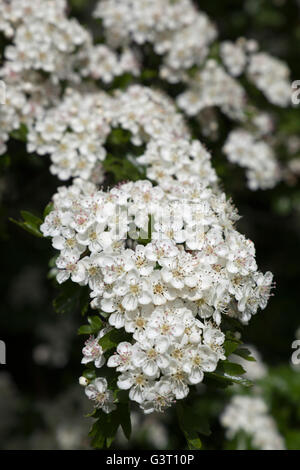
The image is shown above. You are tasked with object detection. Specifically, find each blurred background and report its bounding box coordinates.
[0,0,300,450]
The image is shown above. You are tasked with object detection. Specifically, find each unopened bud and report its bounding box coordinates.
[79,376,88,386]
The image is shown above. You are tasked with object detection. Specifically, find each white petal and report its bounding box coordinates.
[129,385,144,404]
[95,378,107,393]
[143,360,158,378]
[122,294,138,311]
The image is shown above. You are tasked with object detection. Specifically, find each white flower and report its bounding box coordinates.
[76,223,105,253]
[55,254,85,284]
[141,379,175,414]
[160,252,198,289]
[146,304,185,343]
[107,342,134,372]
[114,271,152,311]
[40,210,71,237]
[163,362,189,399]
[85,378,116,413]
[183,345,218,384]
[124,305,153,339]
[117,370,155,404]
[82,335,105,368]
[131,337,170,378]
[52,233,85,259]
[148,271,177,306]
[128,245,155,276]
[76,254,105,293]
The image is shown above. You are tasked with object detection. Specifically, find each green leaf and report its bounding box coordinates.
[88,315,103,331]
[89,418,106,449]
[185,432,202,450]
[103,154,145,183]
[118,402,132,440]
[99,329,131,352]
[43,202,54,218]
[206,360,252,388]
[107,128,132,146]
[234,347,256,362]
[224,338,241,357]
[77,315,103,335]
[222,360,247,376]
[82,369,97,381]
[10,210,43,238]
[89,403,131,449]
[176,402,207,450]
[53,282,89,316]
[78,324,93,335]
[103,412,121,448]
[10,123,28,141]
[21,210,43,226]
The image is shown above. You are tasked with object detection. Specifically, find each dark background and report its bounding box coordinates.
[0,0,299,449]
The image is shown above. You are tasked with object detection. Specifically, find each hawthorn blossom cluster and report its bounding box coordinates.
[0,0,84,154]
[26,89,112,181]
[223,129,280,190]
[0,0,139,155]
[247,52,291,107]
[41,173,273,413]
[0,0,138,82]
[0,0,88,81]
[94,0,217,78]
[94,0,293,190]
[176,59,246,121]
[95,0,289,109]
[221,345,285,450]
[220,395,285,450]
[26,85,191,182]
[0,0,295,190]
[95,0,291,105]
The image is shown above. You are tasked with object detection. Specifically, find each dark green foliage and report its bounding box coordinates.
[10,210,43,238]
[89,401,131,449]
[53,281,89,316]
